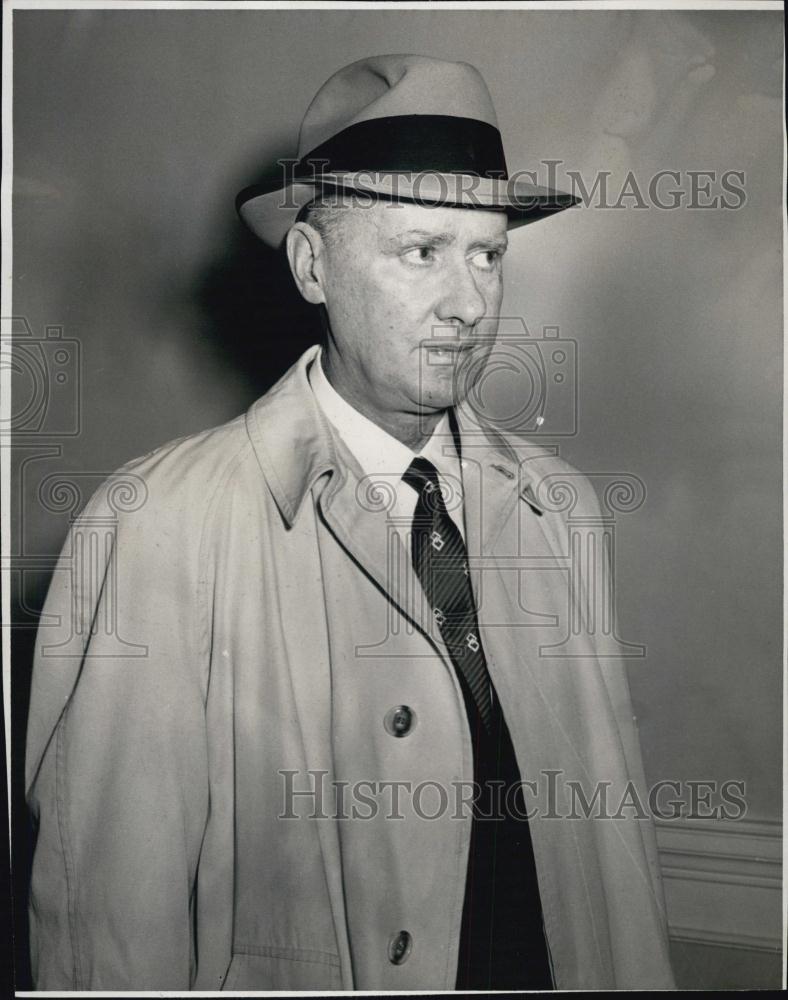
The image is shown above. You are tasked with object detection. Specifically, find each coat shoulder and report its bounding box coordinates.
[493,431,603,521]
[79,411,258,530]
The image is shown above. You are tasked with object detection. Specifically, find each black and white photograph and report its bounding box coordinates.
[1,0,784,993]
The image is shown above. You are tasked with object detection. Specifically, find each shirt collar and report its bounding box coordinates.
[308,345,461,486]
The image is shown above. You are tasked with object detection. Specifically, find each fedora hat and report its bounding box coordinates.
[237,54,577,248]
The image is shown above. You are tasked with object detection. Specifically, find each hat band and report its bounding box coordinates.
[294,115,508,180]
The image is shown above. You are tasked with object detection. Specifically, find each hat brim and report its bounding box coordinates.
[236,171,579,248]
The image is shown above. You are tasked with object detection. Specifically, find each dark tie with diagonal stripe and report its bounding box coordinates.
[402,455,493,731]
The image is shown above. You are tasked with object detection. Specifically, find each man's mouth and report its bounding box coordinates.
[424,342,478,365]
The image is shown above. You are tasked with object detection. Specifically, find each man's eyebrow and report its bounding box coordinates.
[382,230,455,249]
[381,230,509,252]
[468,235,509,253]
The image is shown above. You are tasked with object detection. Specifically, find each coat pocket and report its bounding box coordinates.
[222,945,342,990]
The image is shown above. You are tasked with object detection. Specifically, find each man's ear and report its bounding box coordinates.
[286,222,327,306]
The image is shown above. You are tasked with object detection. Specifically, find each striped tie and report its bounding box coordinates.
[403,456,493,731]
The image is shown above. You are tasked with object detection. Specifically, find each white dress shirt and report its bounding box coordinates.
[308,347,466,541]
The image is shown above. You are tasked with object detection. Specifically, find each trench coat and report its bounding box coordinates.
[25,343,675,991]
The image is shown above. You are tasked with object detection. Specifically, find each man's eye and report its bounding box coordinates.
[471,250,503,271]
[402,246,436,265]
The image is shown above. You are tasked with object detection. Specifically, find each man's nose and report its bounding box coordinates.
[435,260,487,328]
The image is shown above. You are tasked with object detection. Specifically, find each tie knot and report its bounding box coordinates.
[402,456,441,496]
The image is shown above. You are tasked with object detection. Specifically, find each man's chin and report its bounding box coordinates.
[418,346,489,404]
[412,377,468,413]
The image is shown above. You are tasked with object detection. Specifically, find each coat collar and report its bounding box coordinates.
[245,343,541,543]
[245,344,339,525]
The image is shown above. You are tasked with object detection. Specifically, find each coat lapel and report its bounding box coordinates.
[454,398,553,574]
[317,437,452,660]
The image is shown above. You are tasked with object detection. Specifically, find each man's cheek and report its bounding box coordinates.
[484,279,504,315]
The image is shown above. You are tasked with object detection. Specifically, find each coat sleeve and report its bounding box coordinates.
[25,472,211,989]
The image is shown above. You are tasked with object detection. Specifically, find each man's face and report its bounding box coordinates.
[316,200,508,422]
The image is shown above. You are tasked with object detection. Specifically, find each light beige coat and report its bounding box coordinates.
[26,344,675,990]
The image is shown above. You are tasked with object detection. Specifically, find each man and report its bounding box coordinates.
[25,55,675,990]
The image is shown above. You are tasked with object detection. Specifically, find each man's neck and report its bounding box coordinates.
[320,348,445,452]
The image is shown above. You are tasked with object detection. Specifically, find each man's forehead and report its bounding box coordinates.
[356,200,509,242]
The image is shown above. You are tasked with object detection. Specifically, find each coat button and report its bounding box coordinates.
[384,705,416,738]
[388,929,412,965]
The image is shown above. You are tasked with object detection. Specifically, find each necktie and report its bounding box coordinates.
[402,456,493,731]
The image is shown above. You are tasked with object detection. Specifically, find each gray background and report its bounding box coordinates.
[10,6,783,989]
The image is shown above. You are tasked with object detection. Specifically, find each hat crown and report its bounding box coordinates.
[297,54,499,157]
